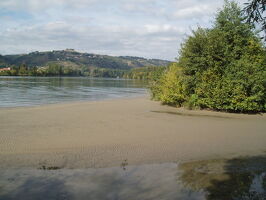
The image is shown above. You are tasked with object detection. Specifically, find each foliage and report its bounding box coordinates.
[0,50,169,70]
[0,63,166,79]
[0,50,169,78]
[124,66,166,80]
[151,1,266,112]
[149,63,186,105]
[243,0,266,40]
[88,68,127,78]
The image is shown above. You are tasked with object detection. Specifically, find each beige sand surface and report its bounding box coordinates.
[0,96,265,169]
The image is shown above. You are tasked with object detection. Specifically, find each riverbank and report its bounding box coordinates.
[0,96,265,169]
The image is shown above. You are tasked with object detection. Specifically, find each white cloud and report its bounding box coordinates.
[173,5,214,19]
[0,0,99,11]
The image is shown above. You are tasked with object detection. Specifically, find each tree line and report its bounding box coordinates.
[0,63,165,79]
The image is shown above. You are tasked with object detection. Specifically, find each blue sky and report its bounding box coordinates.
[0,0,247,60]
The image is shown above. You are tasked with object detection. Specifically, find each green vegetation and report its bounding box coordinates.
[0,62,166,79]
[150,1,266,113]
[0,50,169,79]
[124,66,166,80]
[85,68,127,78]
[243,0,266,39]
[0,50,169,71]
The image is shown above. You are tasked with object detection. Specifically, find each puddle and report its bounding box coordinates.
[180,156,266,200]
[1,157,265,200]
[0,163,205,200]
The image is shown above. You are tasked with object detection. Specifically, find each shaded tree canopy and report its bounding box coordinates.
[243,0,266,39]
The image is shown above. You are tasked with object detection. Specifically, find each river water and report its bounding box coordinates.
[0,76,147,107]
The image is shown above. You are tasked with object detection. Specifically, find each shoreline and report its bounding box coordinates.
[0,94,149,111]
[1,94,263,118]
[0,96,265,169]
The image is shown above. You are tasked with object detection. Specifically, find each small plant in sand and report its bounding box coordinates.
[121,159,128,170]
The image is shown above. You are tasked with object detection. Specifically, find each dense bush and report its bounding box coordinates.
[150,1,266,112]
[150,63,186,105]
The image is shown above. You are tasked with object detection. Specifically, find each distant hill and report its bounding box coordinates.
[1,49,170,69]
[0,55,10,68]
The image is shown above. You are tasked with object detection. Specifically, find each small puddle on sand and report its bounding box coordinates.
[0,163,205,200]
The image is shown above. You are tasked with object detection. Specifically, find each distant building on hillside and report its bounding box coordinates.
[0,67,11,72]
[65,49,75,52]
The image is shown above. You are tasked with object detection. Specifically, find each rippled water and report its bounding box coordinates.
[0,76,147,107]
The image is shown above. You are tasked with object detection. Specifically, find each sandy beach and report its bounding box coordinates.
[0,96,266,169]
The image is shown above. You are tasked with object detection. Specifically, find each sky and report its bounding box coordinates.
[0,0,247,61]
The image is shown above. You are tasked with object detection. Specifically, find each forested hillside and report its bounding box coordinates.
[0,49,169,70]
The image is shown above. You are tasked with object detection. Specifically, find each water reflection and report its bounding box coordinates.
[0,163,205,200]
[180,155,266,200]
[1,157,265,200]
[0,77,147,107]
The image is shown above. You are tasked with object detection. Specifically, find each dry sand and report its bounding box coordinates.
[0,96,265,169]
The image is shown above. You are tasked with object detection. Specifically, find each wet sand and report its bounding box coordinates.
[0,96,266,169]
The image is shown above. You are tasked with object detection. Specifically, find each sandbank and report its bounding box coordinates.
[0,96,265,169]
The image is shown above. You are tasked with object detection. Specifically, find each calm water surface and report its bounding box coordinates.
[0,163,205,200]
[0,76,147,107]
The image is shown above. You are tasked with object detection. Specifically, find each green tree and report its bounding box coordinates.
[151,1,266,112]
[243,0,266,39]
[18,64,28,76]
